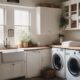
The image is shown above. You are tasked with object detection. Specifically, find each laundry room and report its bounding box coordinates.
[0,0,80,80]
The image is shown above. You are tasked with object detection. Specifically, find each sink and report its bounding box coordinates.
[2,49,25,63]
[62,41,80,47]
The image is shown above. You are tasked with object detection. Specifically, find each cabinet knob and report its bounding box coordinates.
[74,52,76,54]
[12,64,15,66]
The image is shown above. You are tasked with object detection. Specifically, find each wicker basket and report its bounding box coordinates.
[40,67,55,79]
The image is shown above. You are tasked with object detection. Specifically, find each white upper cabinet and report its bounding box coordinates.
[36,7,61,34]
[63,0,80,30]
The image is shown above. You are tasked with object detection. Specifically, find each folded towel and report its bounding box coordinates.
[62,41,80,47]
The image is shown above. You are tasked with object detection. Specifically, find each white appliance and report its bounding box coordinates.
[52,48,66,79]
[66,49,80,80]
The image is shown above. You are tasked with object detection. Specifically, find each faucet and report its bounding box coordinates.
[4,38,8,48]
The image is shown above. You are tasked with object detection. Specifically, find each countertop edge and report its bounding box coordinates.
[51,45,80,50]
[23,47,50,51]
[0,46,50,52]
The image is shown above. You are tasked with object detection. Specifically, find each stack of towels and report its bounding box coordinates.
[62,41,80,47]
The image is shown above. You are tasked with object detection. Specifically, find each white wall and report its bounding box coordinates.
[64,30,80,41]
[62,0,80,42]
[0,0,62,47]
[0,4,36,47]
[32,34,59,46]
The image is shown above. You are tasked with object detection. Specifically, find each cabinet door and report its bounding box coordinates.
[42,8,61,34]
[0,63,13,80]
[36,7,61,34]
[13,61,25,78]
[70,4,77,28]
[26,50,41,78]
[0,61,25,80]
[41,49,51,68]
[63,2,78,30]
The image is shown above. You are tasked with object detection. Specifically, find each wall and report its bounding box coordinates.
[0,0,62,47]
[64,30,80,41]
[63,0,80,42]
[62,0,80,43]
[31,34,58,46]
[0,4,37,47]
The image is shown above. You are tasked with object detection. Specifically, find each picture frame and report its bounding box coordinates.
[8,29,14,37]
[7,0,19,3]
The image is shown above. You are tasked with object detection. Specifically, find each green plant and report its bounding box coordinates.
[60,16,68,28]
[20,33,32,43]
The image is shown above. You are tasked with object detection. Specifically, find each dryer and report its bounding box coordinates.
[52,48,66,79]
[66,49,80,80]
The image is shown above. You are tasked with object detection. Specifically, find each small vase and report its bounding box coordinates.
[17,41,23,48]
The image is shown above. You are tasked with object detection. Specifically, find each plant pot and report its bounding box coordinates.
[17,41,23,48]
[23,42,28,48]
[41,69,55,79]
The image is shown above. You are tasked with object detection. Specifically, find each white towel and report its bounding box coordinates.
[62,41,80,47]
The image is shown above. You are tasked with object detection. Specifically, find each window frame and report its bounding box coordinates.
[14,8,31,44]
[0,7,6,45]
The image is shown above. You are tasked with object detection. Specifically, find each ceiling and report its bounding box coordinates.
[0,0,68,7]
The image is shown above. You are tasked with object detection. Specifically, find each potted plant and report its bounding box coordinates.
[59,16,68,34]
[19,33,32,48]
[59,16,68,44]
[40,66,55,79]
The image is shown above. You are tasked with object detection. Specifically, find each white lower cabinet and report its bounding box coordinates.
[0,61,25,80]
[13,61,25,78]
[25,50,41,78]
[25,48,51,78]
[0,48,51,79]
[0,63,13,80]
[41,49,51,69]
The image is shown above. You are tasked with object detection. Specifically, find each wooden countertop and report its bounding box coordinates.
[1,45,80,52]
[0,46,50,52]
[51,45,80,50]
[1,45,80,51]
[20,46,50,51]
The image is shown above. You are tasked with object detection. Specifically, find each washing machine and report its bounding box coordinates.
[66,49,80,80]
[52,48,66,79]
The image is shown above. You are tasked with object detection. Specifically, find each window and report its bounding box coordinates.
[14,9,30,44]
[0,8,5,45]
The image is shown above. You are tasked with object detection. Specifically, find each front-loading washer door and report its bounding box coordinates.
[68,57,80,77]
[52,54,63,71]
